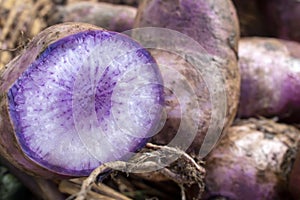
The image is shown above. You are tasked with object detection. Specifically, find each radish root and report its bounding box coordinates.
[70,143,206,200]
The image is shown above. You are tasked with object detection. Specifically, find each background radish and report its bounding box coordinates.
[204,118,300,200]
[237,37,300,122]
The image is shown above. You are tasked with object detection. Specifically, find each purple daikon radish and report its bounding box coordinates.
[0,22,164,178]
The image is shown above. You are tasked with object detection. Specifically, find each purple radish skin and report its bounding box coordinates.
[204,119,300,200]
[238,37,300,122]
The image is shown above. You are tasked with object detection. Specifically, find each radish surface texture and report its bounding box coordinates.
[238,37,300,122]
[204,119,300,200]
[0,23,164,178]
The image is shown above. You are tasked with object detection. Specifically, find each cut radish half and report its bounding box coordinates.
[2,24,163,177]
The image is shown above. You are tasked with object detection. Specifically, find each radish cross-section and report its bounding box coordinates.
[6,30,164,176]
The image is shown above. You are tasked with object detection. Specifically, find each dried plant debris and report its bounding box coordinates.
[0,0,54,69]
[61,143,205,200]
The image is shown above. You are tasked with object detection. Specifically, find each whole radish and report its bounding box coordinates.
[48,2,137,32]
[134,0,240,156]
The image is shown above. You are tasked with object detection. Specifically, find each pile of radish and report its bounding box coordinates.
[0,0,300,199]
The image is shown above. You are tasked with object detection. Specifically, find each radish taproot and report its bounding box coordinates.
[238,37,300,122]
[204,118,300,200]
[0,22,164,178]
[48,2,137,32]
[133,0,240,156]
